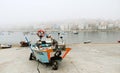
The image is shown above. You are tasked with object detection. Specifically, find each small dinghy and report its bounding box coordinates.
[20,41,29,47]
[84,40,91,44]
[0,44,12,49]
[118,40,120,43]
[73,30,79,34]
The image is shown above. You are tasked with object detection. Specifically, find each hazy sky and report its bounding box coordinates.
[0,0,120,27]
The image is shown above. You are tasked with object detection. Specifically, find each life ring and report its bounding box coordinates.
[37,29,45,38]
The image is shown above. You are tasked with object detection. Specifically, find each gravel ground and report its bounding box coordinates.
[0,44,120,73]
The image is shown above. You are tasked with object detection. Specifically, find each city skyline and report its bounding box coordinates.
[0,19,120,31]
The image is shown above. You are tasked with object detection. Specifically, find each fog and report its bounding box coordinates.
[0,0,120,28]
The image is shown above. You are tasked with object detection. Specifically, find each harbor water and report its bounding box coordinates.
[0,31,120,45]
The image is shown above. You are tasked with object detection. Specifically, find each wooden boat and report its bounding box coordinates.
[25,29,71,70]
[118,40,120,43]
[20,41,29,47]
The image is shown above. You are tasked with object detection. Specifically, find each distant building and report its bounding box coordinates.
[79,24,84,30]
[107,24,114,30]
[52,24,61,30]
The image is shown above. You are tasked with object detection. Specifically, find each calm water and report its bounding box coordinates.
[0,31,120,44]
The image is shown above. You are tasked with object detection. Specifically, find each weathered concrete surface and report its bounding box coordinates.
[0,44,120,73]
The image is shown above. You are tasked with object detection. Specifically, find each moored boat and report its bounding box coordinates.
[0,44,12,49]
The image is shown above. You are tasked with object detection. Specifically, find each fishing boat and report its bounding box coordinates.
[25,29,71,70]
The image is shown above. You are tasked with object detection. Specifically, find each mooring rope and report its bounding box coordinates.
[37,61,40,73]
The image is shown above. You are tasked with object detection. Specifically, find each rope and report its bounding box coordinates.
[37,61,40,73]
